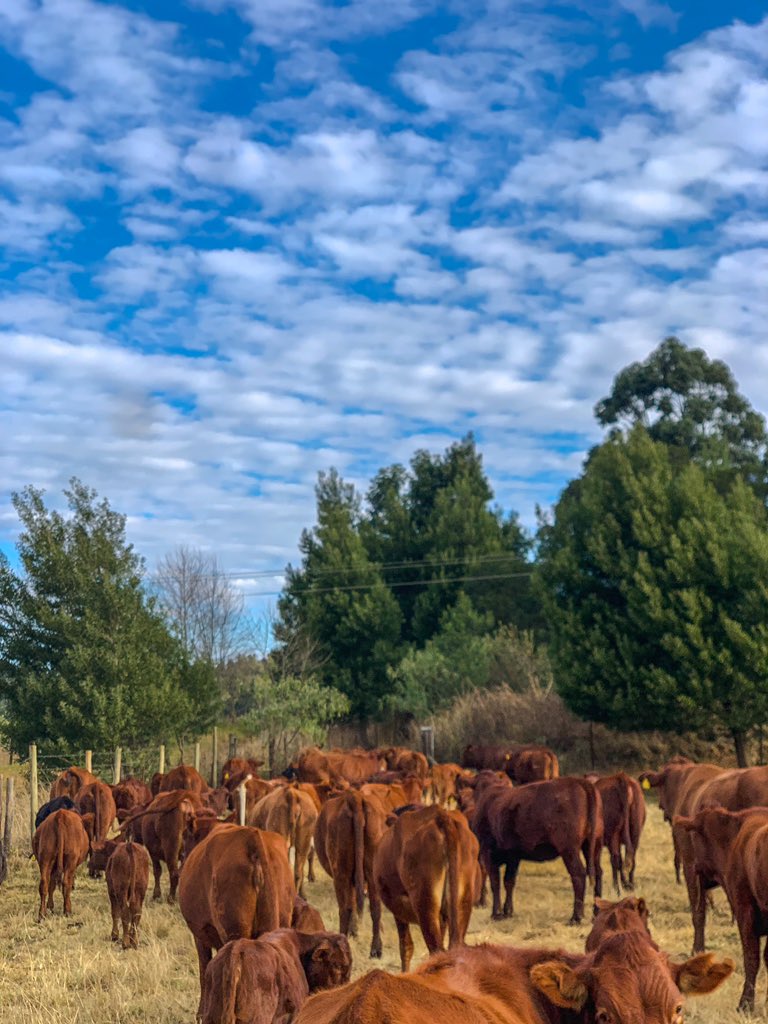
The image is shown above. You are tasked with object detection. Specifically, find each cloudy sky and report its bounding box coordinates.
[2,0,767,604]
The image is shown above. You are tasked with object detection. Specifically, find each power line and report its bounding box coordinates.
[151,551,529,582]
[238,569,534,598]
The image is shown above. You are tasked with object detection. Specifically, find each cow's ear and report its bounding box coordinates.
[636,898,647,916]
[671,953,734,995]
[530,961,588,1010]
[311,939,333,962]
[593,897,612,914]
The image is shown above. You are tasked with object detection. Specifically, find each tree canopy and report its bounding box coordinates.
[0,479,219,752]
[595,336,768,494]
[536,427,768,765]
[277,435,536,717]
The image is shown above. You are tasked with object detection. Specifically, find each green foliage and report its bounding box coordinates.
[277,436,536,717]
[386,594,552,718]
[241,675,349,750]
[0,479,219,752]
[595,336,768,494]
[536,428,768,755]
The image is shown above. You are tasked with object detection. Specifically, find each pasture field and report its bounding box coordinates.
[0,794,751,1024]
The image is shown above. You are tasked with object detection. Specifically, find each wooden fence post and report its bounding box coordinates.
[29,743,38,847]
[419,726,434,762]
[159,744,166,777]
[228,733,237,759]
[194,742,201,774]
[85,749,93,774]
[113,747,122,785]
[211,727,218,788]
[0,777,11,885]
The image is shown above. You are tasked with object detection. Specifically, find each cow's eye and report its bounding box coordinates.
[596,1011,611,1024]
[674,1003,683,1019]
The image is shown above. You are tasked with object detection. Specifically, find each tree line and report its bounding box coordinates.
[2,337,768,764]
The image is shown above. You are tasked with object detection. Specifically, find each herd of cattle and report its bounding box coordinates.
[32,743,768,1021]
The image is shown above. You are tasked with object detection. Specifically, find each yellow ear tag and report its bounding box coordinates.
[642,778,650,790]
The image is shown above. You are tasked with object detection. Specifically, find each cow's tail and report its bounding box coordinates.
[435,808,462,948]
[584,780,600,890]
[549,752,560,779]
[94,788,101,844]
[287,787,301,852]
[349,792,365,916]
[56,815,65,881]
[250,828,280,932]
[221,941,243,1024]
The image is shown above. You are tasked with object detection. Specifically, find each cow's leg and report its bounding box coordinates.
[682,860,707,954]
[167,863,179,904]
[609,839,621,896]
[308,842,316,883]
[38,864,51,922]
[129,891,143,949]
[562,848,587,924]
[369,883,383,958]
[150,854,162,901]
[489,852,504,920]
[194,938,213,1020]
[502,857,520,918]
[120,900,133,950]
[477,853,488,908]
[736,905,759,1013]
[62,867,75,916]
[109,889,120,942]
[395,919,414,973]
[672,831,682,885]
[336,878,355,937]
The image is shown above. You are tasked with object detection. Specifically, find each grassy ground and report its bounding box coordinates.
[0,793,752,1023]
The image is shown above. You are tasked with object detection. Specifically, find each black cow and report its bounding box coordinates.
[35,796,77,830]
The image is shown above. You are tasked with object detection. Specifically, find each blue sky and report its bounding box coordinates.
[2,0,767,609]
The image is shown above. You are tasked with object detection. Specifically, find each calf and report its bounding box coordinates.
[585,895,654,952]
[178,823,295,1016]
[201,929,351,1024]
[49,766,97,800]
[112,777,152,813]
[430,763,467,808]
[296,932,732,1024]
[159,764,207,795]
[35,796,76,830]
[74,780,117,844]
[472,776,603,923]
[124,789,203,902]
[293,895,326,932]
[106,841,151,948]
[374,805,479,971]
[33,809,89,921]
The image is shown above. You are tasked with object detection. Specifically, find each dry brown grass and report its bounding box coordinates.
[0,793,755,1023]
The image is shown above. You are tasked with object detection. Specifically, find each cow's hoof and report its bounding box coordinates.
[568,917,582,926]
[491,912,505,921]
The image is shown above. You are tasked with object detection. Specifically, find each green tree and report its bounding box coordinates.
[0,479,218,752]
[277,469,403,717]
[595,336,768,494]
[241,675,349,774]
[536,428,768,765]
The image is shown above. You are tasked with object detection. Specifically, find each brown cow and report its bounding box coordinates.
[74,780,117,845]
[106,840,151,948]
[33,808,89,921]
[296,932,732,1024]
[378,747,430,783]
[585,896,654,952]
[293,895,327,932]
[178,823,295,1015]
[112,777,152,813]
[127,789,203,902]
[593,773,646,894]
[358,781,416,812]
[678,805,768,1011]
[292,747,385,786]
[159,764,208,795]
[49,766,97,800]
[430,763,469,808]
[461,743,559,782]
[314,789,388,957]
[374,805,479,971]
[201,929,352,1024]
[220,756,264,785]
[472,777,603,923]
[249,785,318,894]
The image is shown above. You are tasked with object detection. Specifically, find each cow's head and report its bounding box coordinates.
[530,932,732,1024]
[88,839,117,876]
[302,934,352,992]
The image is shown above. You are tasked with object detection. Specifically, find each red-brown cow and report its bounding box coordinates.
[374,805,480,971]
[125,789,204,902]
[472,777,603,923]
[461,744,559,782]
[291,747,385,786]
[74,780,117,845]
[201,929,352,1024]
[159,764,208,795]
[220,756,264,785]
[585,896,654,952]
[33,808,89,921]
[296,933,732,1024]
[49,766,97,800]
[178,823,295,1015]
[593,773,646,894]
[314,789,388,957]
[293,895,327,932]
[112,777,152,813]
[106,840,151,948]
[249,785,318,895]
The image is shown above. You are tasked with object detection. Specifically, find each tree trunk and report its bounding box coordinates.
[732,729,749,768]
[268,736,276,779]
